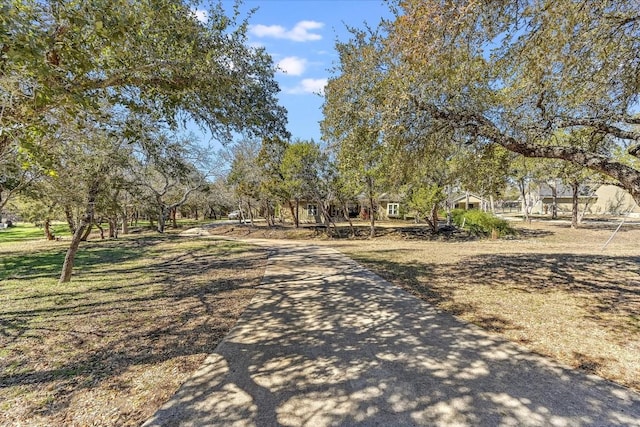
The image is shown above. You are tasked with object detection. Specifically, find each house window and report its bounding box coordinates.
[387,203,399,216]
[307,204,318,216]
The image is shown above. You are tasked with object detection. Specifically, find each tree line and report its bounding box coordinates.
[1,0,288,282]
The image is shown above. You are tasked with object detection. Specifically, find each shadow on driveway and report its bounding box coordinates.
[144,243,640,426]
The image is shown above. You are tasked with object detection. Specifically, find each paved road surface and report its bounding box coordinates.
[144,240,640,426]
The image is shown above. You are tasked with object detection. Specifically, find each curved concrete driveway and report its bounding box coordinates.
[144,239,640,426]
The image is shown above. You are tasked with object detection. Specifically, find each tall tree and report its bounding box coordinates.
[280,140,334,229]
[48,112,128,283]
[322,27,391,238]
[257,136,293,226]
[387,0,640,202]
[227,139,263,224]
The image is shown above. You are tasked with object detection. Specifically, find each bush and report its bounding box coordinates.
[450,209,514,237]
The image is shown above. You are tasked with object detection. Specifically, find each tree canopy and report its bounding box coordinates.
[1,0,289,282]
[1,0,287,147]
[391,0,640,200]
[323,0,640,204]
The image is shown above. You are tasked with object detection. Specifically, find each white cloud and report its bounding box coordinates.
[286,78,328,95]
[250,20,324,42]
[277,57,307,76]
[191,9,208,23]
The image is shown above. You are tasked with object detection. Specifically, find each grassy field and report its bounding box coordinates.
[0,222,71,243]
[0,232,267,426]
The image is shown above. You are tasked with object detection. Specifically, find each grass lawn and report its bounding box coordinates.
[0,222,71,243]
[0,232,267,426]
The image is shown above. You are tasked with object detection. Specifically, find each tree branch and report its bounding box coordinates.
[558,118,640,142]
[415,102,640,203]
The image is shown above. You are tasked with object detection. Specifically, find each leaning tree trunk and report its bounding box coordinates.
[64,205,77,234]
[426,203,439,233]
[283,200,298,228]
[94,221,105,239]
[44,218,55,240]
[342,201,355,237]
[60,177,101,283]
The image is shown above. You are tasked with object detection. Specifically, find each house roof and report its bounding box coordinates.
[538,183,596,198]
[355,192,402,202]
[450,192,487,203]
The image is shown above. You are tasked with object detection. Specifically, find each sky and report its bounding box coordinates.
[209,0,394,143]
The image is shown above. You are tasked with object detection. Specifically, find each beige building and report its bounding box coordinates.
[533,184,640,216]
[591,185,640,215]
[451,193,487,210]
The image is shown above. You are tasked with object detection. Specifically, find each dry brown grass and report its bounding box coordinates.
[0,234,267,427]
[213,219,640,392]
[328,220,640,393]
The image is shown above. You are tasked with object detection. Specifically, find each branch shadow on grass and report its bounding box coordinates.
[351,250,640,332]
[0,236,268,425]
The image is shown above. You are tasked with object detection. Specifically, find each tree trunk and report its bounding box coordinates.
[342,201,355,237]
[317,199,336,237]
[247,200,254,225]
[64,205,77,234]
[157,206,166,233]
[518,179,530,222]
[551,183,558,219]
[571,181,579,229]
[171,207,177,228]
[80,224,93,241]
[44,218,55,240]
[95,221,105,239]
[294,198,300,228]
[367,176,376,238]
[286,201,294,226]
[430,203,439,233]
[121,210,129,235]
[60,177,101,283]
[265,199,273,227]
[108,218,117,238]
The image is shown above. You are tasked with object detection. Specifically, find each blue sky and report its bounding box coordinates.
[211,0,394,143]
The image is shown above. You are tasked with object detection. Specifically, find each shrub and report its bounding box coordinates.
[450,209,514,237]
